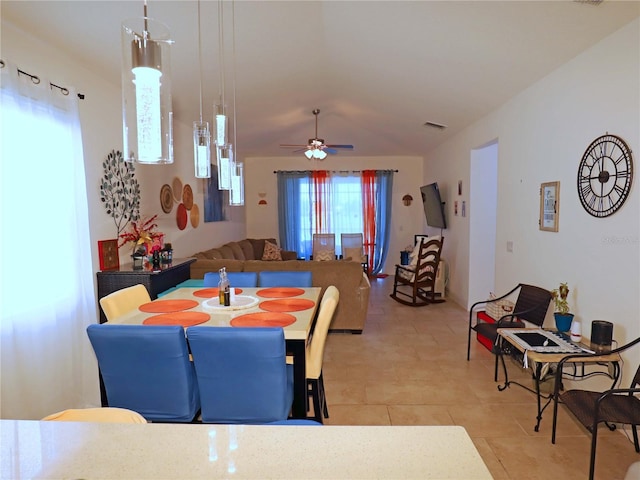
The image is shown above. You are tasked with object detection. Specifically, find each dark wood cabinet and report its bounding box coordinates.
[96,258,196,324]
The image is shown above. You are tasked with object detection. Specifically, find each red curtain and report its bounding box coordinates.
[362,170,376,274]
[312,170,330,233]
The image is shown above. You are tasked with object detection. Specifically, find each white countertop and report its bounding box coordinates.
[0,420,493,479]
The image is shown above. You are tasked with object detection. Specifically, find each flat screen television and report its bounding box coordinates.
[420,183,447,229]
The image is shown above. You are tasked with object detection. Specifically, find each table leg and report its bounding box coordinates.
[287,339,307,419]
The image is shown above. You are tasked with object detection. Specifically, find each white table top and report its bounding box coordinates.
[0,420,493,479]
[110,287,322,341]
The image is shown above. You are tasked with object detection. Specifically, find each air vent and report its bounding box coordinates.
[423,121,447,130]
[573,0,603,6]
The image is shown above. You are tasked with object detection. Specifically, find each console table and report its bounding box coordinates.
[96,258,196,324]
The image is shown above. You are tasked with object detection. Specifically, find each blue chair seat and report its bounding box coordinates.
[203,271,258,287]
[258,271,312,287]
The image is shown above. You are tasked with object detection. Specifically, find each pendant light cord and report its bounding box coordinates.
[217,0,225,111]
[232,0,237,151]
[197,0,203,123]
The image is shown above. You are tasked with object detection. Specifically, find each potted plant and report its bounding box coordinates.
[551,282,573,332]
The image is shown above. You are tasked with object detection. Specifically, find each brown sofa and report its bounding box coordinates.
[191,238,371,333]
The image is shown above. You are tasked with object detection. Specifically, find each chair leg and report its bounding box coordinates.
[308,378,324,424]
[633,425,639,453]
[319,372,329,418]
[589,423,599,480]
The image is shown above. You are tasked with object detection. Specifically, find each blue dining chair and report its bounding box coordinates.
[86,324,200,423]
[203,271,258,287]
[258,270,313,287]
[186,326,293,424]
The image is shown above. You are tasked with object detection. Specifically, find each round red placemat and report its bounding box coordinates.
[259,298,315,312]
[193,287,243,298]
[143,311,210,327]
[256,287,305,298]
[231,312,296,327]
[139,299,199,313]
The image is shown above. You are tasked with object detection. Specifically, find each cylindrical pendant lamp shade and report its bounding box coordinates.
[193,121,211,178]
[229,162,244,206]
[214,103,227,146]
[216,144,234,190]
[122,17,173,164]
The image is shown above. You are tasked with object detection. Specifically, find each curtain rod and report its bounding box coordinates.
[273,169,398,174]
[0,60,85,99]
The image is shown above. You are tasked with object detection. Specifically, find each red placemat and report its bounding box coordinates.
[143,311,210,327]
[231,312,296,327]
[139,299,199,313]
[256,287,305,298]
[259,298,315,313]
[193,287,243,298]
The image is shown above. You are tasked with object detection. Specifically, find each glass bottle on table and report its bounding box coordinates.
[218,267,230,306]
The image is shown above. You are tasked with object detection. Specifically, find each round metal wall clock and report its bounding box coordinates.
[577,133,633,217]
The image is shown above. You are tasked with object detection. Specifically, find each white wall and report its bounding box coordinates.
[244,155,424,273]
[425,19,640,381]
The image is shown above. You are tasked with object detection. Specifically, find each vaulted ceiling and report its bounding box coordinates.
[3,1,639,158]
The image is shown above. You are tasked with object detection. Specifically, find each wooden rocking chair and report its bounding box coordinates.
[390,236,444,306]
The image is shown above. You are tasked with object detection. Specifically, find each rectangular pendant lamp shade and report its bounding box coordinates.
[121,15,173,164]
[193,121,211,178]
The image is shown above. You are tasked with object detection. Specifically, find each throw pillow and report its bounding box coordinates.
[261,240,283,261]
[344,247,364,262]
[314,250,334,261]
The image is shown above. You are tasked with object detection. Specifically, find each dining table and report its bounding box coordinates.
[108,286,322,419]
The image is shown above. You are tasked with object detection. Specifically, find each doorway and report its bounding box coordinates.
[468,141,498,309]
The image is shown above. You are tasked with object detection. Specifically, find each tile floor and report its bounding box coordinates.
[321,277,639,479]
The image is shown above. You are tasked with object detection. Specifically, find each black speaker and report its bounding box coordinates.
[590,320,613,353]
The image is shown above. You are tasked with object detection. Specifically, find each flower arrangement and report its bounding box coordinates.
[551,282,571,314]
[118,215,162,254]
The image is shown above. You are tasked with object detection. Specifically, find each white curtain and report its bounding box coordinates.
[0,60,99,419]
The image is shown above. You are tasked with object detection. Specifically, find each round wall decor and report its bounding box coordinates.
[160,184,173,213]
[577,133,633,218]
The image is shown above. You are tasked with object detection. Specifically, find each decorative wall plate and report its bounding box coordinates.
[176,203,188,230]
[183,184,194,210]
[190,203,200,228]
[160,184,173,213]
[172,177,183,202]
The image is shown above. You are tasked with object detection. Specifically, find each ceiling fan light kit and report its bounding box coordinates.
[280,109,354,160]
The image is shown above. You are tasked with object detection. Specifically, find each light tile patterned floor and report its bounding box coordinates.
[321,277,639,479]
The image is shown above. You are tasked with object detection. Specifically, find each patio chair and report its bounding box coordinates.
[390,236,444,306]
[340,233,369,275]
[551,336,640,480]
[312,233,336,261]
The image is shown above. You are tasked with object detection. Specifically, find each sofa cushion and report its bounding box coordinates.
[243,260,302,272]
[248,238,277,260]
[218,244,236,259]
[262,240,283,261]
[225,242,246,260]
[238,239,255,260]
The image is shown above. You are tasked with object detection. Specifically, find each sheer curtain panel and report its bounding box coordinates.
[0,60,99,419]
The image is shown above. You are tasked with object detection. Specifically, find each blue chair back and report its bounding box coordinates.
[203,271,258,287]
[186,326,293,424]
[86,324,200,423]
[258,270,313,287]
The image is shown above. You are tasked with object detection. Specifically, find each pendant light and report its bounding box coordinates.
[228,0,244,206]
[193,0,211,178]
[215,0,233,190]
[121,0,173,164]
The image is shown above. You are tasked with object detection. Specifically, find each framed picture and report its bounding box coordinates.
[98,239,120,270]
[540,181,560,232]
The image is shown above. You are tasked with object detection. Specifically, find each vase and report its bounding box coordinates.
[554,313,574,333]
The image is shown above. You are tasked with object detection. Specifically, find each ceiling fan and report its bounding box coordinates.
[280,109,354,159]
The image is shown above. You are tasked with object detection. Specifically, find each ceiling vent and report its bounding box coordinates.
[423,121,447,130]
[573,0,604,6]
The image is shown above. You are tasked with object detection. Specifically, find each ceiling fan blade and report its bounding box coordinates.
[324,148,338,155]
[326,144,354,149]
[280,144,308,148]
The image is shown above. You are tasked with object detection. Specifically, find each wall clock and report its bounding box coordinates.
[577,133,633,217]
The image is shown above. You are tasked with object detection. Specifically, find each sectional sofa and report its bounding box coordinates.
[190,238,371,333]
